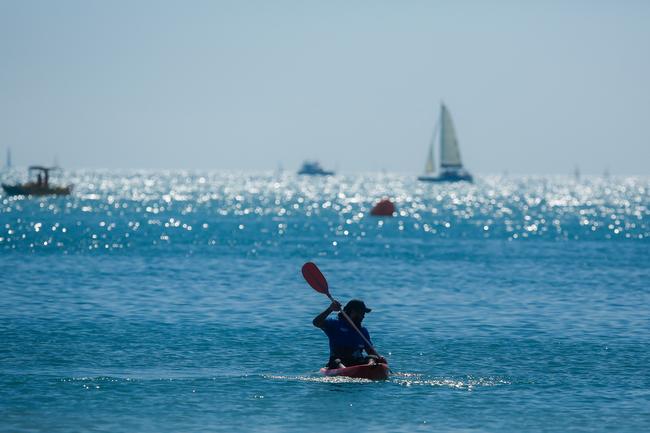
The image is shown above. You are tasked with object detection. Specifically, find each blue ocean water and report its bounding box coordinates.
[1,171,649,432]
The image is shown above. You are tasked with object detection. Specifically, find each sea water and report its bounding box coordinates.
[1,171,649,432]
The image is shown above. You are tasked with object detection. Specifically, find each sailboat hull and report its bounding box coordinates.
[418,172,473,183]
[2,183,73,196]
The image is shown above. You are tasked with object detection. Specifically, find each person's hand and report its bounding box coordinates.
[329,300,342,311]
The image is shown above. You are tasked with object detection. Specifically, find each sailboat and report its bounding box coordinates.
[418,103,473,183]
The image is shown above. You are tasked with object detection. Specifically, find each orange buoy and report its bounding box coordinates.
[370,199,395,216]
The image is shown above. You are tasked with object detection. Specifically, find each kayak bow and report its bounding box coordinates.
[320,363,390,381]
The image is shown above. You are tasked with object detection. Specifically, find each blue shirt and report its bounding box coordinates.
[322,317,372,360]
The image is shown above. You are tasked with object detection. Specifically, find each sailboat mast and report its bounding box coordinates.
[439,104,445,171]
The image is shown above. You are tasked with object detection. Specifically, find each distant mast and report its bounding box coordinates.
[5,148,11,168]
[603,167,610,179]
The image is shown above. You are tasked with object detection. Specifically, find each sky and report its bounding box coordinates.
[1,0,649,175]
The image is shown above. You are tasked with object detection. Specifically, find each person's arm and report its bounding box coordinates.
[312,300,341,329]
[362,329,377,356]
[363,330,386,363]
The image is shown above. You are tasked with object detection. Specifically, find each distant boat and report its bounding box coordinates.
[418,103,473,183]
[298,161,334,176]
[2,166,73,196]
[574,165,581,181]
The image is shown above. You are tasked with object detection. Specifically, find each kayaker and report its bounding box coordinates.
[313,299,386,369]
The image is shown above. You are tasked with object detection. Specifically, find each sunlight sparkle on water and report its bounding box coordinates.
[1,171,648,253]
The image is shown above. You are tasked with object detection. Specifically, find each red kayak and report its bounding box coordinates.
[320,363,390,381]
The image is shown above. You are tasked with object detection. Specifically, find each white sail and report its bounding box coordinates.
[440,104,463,168]
[423,121,438,174]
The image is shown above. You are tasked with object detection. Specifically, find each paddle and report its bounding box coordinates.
[301,262,378,355]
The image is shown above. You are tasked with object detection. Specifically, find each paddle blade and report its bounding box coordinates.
[301,262,329,295]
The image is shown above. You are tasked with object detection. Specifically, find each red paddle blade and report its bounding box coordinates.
[301,262,330,295]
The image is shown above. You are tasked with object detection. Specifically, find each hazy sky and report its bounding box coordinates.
[1,0,649,174]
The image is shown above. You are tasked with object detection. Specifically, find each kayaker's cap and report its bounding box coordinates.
[344,299,371,314]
